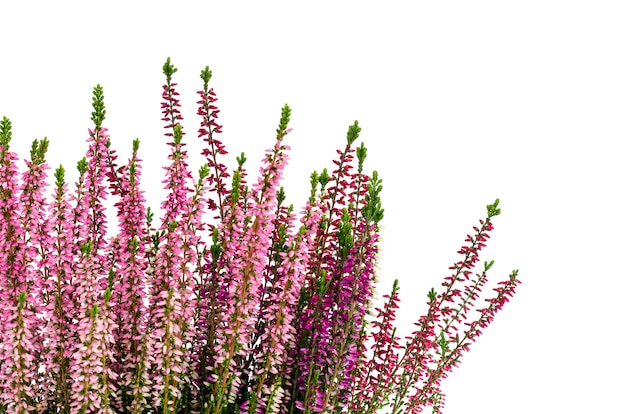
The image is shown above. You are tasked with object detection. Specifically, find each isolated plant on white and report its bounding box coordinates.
[0,58,521,414]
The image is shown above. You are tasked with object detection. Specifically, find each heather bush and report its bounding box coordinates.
[0,58,520,414]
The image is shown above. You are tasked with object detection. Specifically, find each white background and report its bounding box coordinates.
[1,1,625,412]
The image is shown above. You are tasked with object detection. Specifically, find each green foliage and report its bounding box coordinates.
[346,120,361,146]
[427,287,437,303]
[437,331,450,359]
[0,116,12,147]
[356,142,367,174]
[210,227,222,264]
[30,137,49,165]
[54,165,65,187]
[198,163,210,181]
[162,57,178,81]
[277,186,286,206]
[77,157,88,176]
[236,152,247,168]
[337,208,354,259]
[107,269,115,290]
[484,260,495,271]
[129,160,137,185]
[231,170,243,205]
[80,239,93,256]
[91,304,100,318]
[318,167,330,190]
[173,124,183,145]
[309,171,319,202]
[363,170,384,224]
[487,198,501,218]
[132,138,140,153]
[200,65,213,91]
[276,103,291,137]
[146,206,154,227]
[91,84,106,129]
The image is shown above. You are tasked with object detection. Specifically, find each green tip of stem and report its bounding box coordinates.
[77,157,88,176]
[363,170,384,223]
[132,138,140,153]
[199,163,210,181]
[276,104,292,137]
[484,260,495,271]
[309,170,319,201]
[163,57,178,79]
[487,198,501,218]
[356,142,367,165]
[0,116,12,147]
[346,120,361,146]
[30,137,49,165]
[200,66,213,90]
[318,168,330,189]
[277,186,286,205]
[90,84,106,129]
[236,152,247,168]
[54,165,65,187]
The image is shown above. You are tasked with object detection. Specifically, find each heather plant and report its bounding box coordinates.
[0,58,521,414]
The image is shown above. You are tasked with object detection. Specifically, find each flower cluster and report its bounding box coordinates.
[0,58,520,414]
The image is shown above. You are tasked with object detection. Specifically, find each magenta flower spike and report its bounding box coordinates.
[43,163,82,413]
[0,119,48,413]
[207,105,293,414]
[285,121,383,413]
[245,194,325,413]
[103,137,153,414]
[17,138,57,412]
[146,58,203,413]
[197,66,229,229]
[349,279,402,413]
[68,85,118,414]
